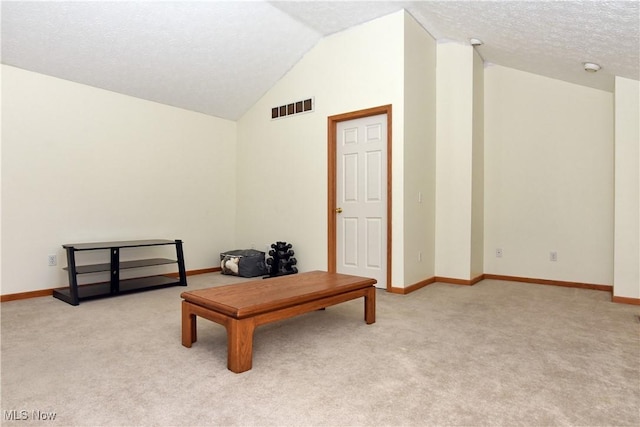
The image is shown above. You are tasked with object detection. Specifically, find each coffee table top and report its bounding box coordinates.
[181,270,376,319]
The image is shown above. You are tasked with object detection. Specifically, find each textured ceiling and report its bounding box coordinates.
[2,1,638,120]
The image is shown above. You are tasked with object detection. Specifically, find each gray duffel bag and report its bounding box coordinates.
[220,249,267,277]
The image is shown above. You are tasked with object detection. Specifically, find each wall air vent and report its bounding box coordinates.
[271,97,314,120]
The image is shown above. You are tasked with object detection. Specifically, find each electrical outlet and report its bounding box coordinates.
[495,248,503,258]
[418,251,422,262]
[47,255,57,266]
[550,251,558,262]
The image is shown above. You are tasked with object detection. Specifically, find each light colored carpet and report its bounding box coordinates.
[1,273,639,426]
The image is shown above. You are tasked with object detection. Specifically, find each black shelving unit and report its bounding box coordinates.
[53,239,187,306]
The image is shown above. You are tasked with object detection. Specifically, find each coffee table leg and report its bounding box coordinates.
[227,318,256,373]
[365,286,376,324]
[182,301,197,347]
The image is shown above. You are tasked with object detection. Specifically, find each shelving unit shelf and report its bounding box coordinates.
[53,239,187,306]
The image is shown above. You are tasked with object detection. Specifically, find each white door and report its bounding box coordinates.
[336,114,387,288]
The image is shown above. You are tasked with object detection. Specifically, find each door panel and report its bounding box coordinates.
[336,114,387,287]
[365,151,382,201]
[343,153,358,202]
[343,217,358,267]
[365,217,382,269]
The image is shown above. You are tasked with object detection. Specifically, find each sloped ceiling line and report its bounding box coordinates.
[2,1,638,120]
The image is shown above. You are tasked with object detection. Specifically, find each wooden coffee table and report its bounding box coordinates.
[181,270,376,373]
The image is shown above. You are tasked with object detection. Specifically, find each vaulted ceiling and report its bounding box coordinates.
[2,1,638,120]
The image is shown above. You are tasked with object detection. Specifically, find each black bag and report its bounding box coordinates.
[220,249,267,277]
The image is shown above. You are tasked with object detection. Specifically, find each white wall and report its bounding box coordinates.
[236,11,405,287]
[434,42,475,280]
[484,65,614,285]
[613,76,640,299]
[3,11,626,296]
[1,65,237,294]
[402,12,437,286]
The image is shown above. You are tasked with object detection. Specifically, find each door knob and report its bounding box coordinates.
[335,207,343,214]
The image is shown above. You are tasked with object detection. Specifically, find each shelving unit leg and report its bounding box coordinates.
[110,248,120,294]
[65,247,80,306]
[176,240,187,286]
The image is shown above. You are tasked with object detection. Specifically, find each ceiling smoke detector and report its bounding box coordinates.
[469,38,483,46]
[583,62,601,73]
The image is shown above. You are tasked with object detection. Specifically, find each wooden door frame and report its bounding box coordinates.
[327,104,392,291]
